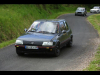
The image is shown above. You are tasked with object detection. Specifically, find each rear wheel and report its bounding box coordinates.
[67,40,73,47]
[67,36,73,47]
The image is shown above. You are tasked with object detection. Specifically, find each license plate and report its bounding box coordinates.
[25,46,38,49]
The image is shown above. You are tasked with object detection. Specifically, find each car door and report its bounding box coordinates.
[64,21,71,38]
[59,21,69,47]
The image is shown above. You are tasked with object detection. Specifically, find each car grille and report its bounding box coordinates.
[77,12,82,13]
[23,41,42,46]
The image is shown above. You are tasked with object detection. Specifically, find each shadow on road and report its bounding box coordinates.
[16,45,76,59]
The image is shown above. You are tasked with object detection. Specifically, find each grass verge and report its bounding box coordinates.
[0,38,16,49]
[84,14,100,71]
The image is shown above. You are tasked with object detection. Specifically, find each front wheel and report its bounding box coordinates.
[53,44,60,57]
[83,14,86,16]
[16,49,24,56]
[97,10,99,13]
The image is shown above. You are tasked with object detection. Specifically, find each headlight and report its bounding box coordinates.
[15,40,23,44]
[42,42,53,46]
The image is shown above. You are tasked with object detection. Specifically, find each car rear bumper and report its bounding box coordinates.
[15,45,56,54]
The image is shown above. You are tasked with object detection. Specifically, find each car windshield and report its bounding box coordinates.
[77,8,84,11]
[27,21,59,34]
[93,7,99,9]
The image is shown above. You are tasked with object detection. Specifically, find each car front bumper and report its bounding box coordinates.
[75,12,84,15]
[90,10,98,13]
[15,45,56,54]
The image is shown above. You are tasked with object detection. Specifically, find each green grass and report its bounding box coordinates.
[87,14,100,36]
[0,38,16,49]
[84,14,100,71]
[84,45,100,71]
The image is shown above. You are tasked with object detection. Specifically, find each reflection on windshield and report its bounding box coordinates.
[28,21,59,34]
[77,8,84,11]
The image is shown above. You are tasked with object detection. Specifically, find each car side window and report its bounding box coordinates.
[65,22,69,30]
[60,21,66,31]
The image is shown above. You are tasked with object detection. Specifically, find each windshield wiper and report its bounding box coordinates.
[29,30,36,32]
[42,31,55,34]
[42,31,50,34]
[49,32,55,34]
[36,31,51,34]
[36,31,55,34]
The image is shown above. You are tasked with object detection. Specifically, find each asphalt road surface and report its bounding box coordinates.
[0,13,100,71]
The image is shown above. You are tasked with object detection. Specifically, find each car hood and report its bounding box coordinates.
[91,9,98,10]
[17,32,56,42]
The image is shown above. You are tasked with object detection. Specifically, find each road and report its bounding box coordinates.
[0,13,100,71]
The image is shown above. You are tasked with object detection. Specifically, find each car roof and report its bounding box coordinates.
[34,19,66,22]
[94,6,100,7]
[78,7,85,8]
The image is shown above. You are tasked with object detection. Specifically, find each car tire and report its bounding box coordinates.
[67,38,73,47]
[83,14,85,16]
[53,44,60,57]
[97,10,99,13]
[16,49,24,56]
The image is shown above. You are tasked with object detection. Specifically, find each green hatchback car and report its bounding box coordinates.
[15,19,73,57]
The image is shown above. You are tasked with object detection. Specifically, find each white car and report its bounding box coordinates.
[75,7,87,16]
[90,6,100,13]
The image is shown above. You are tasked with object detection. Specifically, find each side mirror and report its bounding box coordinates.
[62,30,66,33]
[24,28,27,32]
